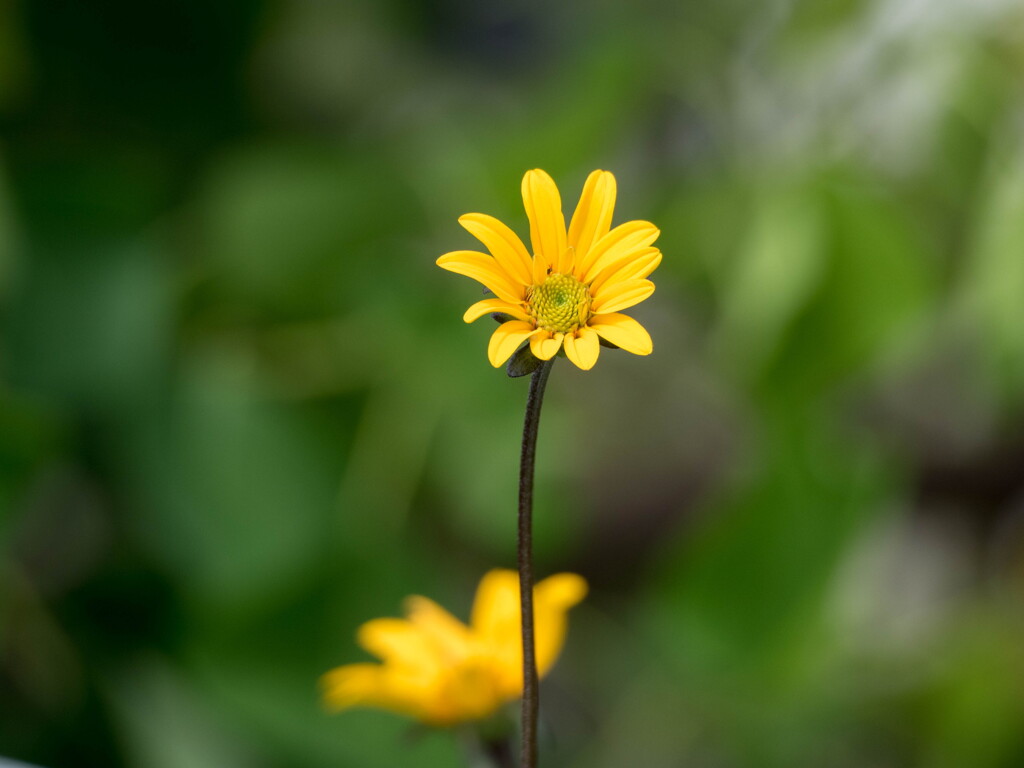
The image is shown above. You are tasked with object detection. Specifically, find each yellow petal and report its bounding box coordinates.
[426,659,504,725]
[487,320,536,367]
[590,279,655,314]
[470,570,520,639]
[536,573,588,609]
[568,170,617,266]
[404,596,474,661]
[563,327,600,370]
[321,663,379,710]
[357,618,438,670]
[320,663,432,719]
[459,213,533,286]
[468,569,587,698]
[554,245,575,276]
[532,245,551,285]
[521,169,566,269]
[589,313,653,355]
[437,250,524,303]
[320,664,391,710]
[534,573,588,677]
[468,570,521,693]
[589,248,662,295]
[462,298,530,323]
[577,221,660,282]
[529,330,563,361]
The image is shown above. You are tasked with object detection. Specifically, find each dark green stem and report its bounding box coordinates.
[517,358,554,768]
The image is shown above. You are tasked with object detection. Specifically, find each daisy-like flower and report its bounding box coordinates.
[437,169,661,370]
[321,570,587,726]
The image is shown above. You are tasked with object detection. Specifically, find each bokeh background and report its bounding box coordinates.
[2,0,1024,766]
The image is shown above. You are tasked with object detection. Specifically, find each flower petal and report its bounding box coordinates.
[469,569,587,698]
[568,170,617,266]
[470,570,520,643]
[554,245,575,276]
[320,663,380,710]
[320,663,422,715]
[589,248,662,295]
[521,169,566,269]
[357,618,439,670]
[589,313,653,355]
[577,221,660,282]
[437,250,524,303]
[563,327,600,370]
[487,320,536,367]
[529,330,564,361]
[462,298,530,323]
[468,570,521,693]
[537,572,589,609]
[591,279,655,314]
[459,213,533,286]
[534,573,588,677]
[533,246,551,284]
[404,596,474,660]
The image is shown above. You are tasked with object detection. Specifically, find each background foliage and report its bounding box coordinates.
[2,0,1023,766]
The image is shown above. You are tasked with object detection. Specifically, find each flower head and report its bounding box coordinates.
[438,169,661,370]
[321,570,587,726]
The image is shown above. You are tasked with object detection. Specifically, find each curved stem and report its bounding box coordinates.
[517,358,554,768]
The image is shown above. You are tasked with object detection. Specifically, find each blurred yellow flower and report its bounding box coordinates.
[438,169,661,370]
[321,570,587,726]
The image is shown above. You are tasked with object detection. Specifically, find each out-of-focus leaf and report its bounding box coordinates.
[714,182,825,381]
[107,659,259,768]
[132,350,343,619]
[921,616,1024,768]
[764,173,936,397]
[650,415,893,671]
[959,142,1024,410]
[4,240,172,408]
[197,146,418,316]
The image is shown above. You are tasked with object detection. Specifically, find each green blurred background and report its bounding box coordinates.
[2,0,1023,766]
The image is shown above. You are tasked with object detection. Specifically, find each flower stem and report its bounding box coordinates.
[517,358,554,768]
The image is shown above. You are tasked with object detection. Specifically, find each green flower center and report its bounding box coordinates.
[528,272,591,333]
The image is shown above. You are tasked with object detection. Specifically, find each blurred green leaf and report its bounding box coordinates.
[960,142,1024,411]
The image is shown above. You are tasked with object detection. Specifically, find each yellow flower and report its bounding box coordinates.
[437,169,661,370]
[321,570,587,726]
